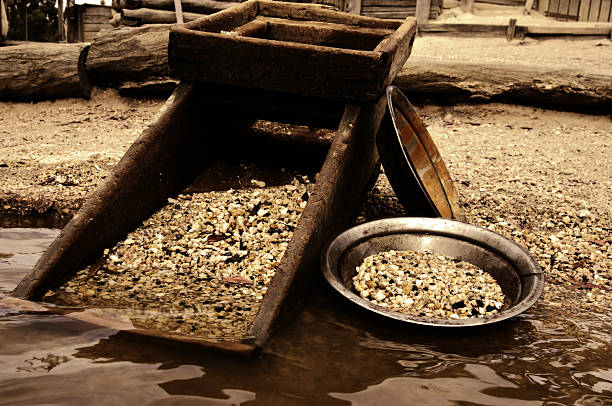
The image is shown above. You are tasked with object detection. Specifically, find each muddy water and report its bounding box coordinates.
[0,227,610,405]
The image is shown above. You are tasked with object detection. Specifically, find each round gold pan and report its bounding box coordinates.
[376,86,465,221]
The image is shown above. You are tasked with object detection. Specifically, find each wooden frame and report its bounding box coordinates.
[169,0,416,103]
[12,2,416,354]
[10,82,388,354]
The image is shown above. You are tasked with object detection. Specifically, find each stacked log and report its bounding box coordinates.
[110,0,240,26]
[86,24,172,85]
[0,43,91,101]
[361,0,443,19]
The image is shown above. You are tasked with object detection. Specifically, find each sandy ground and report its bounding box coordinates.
[0,34,610,316]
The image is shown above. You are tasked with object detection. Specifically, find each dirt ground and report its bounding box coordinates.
[0,34,610,315]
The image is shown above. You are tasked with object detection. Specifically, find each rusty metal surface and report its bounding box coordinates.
[321,217,545,327]
[376,86,465,221]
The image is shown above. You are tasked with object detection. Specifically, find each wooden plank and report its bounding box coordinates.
[174,0,184,23]
[346,0,362,14]
[507,17,517,40]
[600,0,611,22]
[523,0,535,13]
[171,1,417,102]
[169,30,388,102]
[232,18,268,35]
[248,96,387,348]
[362,5,440,12]
[476,0,524,5]
[83,24,112,32]
[420,22,512,35]
[460,0,475,12]
[362,9,441,17]
[84,5,113,15]
[416,0,431,24]
[185,0,256,32]
[58,0,66,41]
[114,0,239,14]
[258,16,395,36]
[525,22,612,34]
[257,0,401,29]
[82,14,112,23]
[258,16,393,50]
[122,8,206,24]
[362,0,443,7]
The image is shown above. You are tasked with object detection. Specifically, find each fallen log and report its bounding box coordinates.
[120,8,207,25]
[84,26,612,110]
[394,57,612,111]
[112,0,239,14]
[0,43,91,101]
[86,24,171,85]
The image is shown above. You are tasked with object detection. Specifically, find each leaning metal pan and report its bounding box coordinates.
[321,217,545,327]
[376,86,465,221]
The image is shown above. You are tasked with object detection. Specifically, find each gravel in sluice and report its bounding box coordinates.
[353,250,505,319]
[45,177,312,340]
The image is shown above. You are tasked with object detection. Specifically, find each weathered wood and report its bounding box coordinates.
[247,95,387,348]
[362,5,440,12]
[232,18,268,35]
[525,23,612,35]
[257,0,401,29]
[113,0,239,14]
[0,0,7,41]
[12,78,387,353]
[362,9,441,18]
[394,57,612,111]
[420,22,527,36]
[507,17,517,40]
[118,78,178,97]
[0,43,91,101]
[173,0,184,23]
[121,8,206,25]
[460,0,474,12]
[86,24,171,85]
[416,0,431,24]
[477,0,523,5]
[363,0,443,7]
[82,13,112,23]
[12,82,203,299]
[345,0,362,15]
[170,0,417,102]
[256,16,393,50]
[523,0,535,13]
[58,0,66,41]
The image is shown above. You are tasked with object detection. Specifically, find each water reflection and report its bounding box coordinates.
[1,227,611,405]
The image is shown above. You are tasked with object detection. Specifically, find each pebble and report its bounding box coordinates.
[353,250,505,319]
[44,177,312,341]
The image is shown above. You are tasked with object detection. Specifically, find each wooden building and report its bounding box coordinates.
[66,4,113,42]
[540,0,611,21]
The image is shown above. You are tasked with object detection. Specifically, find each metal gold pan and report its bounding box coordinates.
[321,217,545,327]
[376,85,465,221]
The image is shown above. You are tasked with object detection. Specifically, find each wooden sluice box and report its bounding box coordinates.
[9,0,417,355]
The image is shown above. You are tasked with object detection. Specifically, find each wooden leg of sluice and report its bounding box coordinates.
[12,82,236,300]
[247,95,388,348]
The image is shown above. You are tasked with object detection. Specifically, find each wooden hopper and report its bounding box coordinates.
[11,2,417,355]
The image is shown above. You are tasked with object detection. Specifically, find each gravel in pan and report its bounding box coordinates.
[353,250,505,319]
[44,176,313,341]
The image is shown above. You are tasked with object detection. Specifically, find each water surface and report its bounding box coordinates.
[0,227,610,405]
